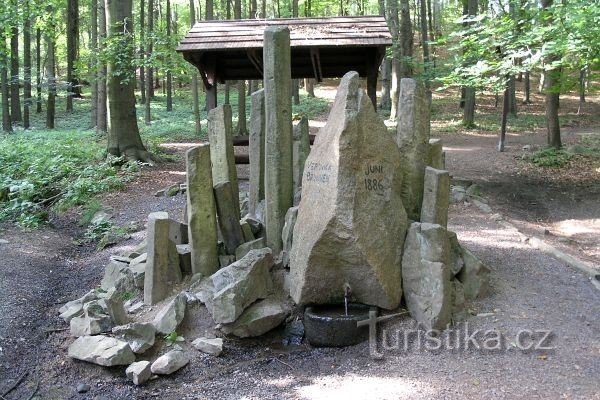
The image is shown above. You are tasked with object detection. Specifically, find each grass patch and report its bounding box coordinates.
[525,147,574,167]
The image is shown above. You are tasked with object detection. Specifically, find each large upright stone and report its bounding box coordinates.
[264,27,293,253]
[421,167,450,228]
[214,181,245,255]
[396,78,430,220]
[186,145,219,276]
[428,138,444,169]
[249,89,266,216]
[402,222,454,330]
[208,104,240,219]
[144,212,182,305]
[290,72,408,310]
[292,117,310,199]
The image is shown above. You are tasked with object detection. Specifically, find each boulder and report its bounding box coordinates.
[70,316,112,337]
[68,335,135,366]
[221,296,290,338]
[59,290,98,322]
[290,72,408,309]
[153,293,187,335]
[126,361,152,385]
[458,247,491,300]
[207,249,274,323]
[101,260,131,291]
[105,289,130,326]
[112,322,156,354]
[235,238,267,260]
[402,222,454,330]
[192,337,223,356]
[150,350,189,375]
[177,244,192,276]
[130,262,146,289]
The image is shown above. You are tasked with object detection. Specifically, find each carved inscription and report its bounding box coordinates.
[305,161,332,184]
[363,164,387,193]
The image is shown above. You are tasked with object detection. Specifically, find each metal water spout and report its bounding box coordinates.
[343,283,352,316]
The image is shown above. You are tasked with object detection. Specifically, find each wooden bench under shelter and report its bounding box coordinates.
[177,15,393,110]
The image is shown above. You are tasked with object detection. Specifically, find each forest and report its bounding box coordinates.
[0,0,599,226]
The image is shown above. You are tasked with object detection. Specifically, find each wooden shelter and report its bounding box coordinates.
[177,16,392,109]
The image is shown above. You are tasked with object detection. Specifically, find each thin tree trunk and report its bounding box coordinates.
[234,0,247,135]
[23,1,32,129]
[67,0,80,111]
[387,0,400,120]
[145,0,154,124]
[166,0,173,112]
[189,0,201,135]
[36,28,42,113]
[541,0,560,148]
[399,0,413,78]
[508,75,517,117]
[433,0,442,38]
[523,70,531,104]
[427,0,434,41]
[379,0,390,110]
[291,0,300,105]
[105,0,152,161]
[1,43,11,132]
[97,0,108,133]
[578,66,587,114]
[498,83,509,152]
[140,0,146,104]
[46,20,56,129]
[91,0,98,127]
[462,0,477,127]
[420,0,431,90]
[10,0,22,123]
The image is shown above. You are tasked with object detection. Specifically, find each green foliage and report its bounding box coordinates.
[0,130,132,227]
[164,331,183,346]
[526,147,573,167]
[292,95,329,120]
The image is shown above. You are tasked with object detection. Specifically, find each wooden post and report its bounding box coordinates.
[367,62,378,110]
[206,83,217,110]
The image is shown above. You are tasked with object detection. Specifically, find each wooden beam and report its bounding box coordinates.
[246,49,264,77]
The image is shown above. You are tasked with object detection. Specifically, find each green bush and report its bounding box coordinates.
[526,147,573,167]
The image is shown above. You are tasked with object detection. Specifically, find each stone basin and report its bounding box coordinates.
[304,303,374,347]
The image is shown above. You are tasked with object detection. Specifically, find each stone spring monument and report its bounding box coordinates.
[63,26,490,381]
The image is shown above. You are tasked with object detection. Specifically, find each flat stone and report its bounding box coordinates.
[396,78,430,220]
[214,181,245,255]
[126,361,152,385]
[450,186,467,203]
[68,335,135,367]
[150,350,189,375]
[207,248,274,323]
[458,247,491,300]
[112,322,156,354]
[221,296,290,338]
[76,383,91,393]
[144,212,182,305]
[290,72,408,310]
[280,206,298,267]
[249,89,266,216]
[176,244,192,276]
[420,167,450,228]
[0,239,8,244]
[59,290,98,322]
[101,260,130,291]
[235,237,267,260]
[130,253,147,266]
[208,104,240,218]
[264,26,293,253]
[152,293,187,335]
[192,337,223,356]
[402,222,454,330]
[70,315,112,337]
[186,144,220,276]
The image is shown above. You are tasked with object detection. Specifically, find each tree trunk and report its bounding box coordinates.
[508,75,517,117]
[97,0,108,133]
[523,70,530,104]
[498,83,509,152]
[578,66,587,114]
[46,25,56,129]
[23,1,32,129]
[234,0,247,135]
[379,0,390,111]
[541,0,561,149]
[91,0,98,127]
[433,0,442,39]
[427,0,434,41]
[105,0,152,161]
[1,40,12,132]
[420,0,430,90]
[387,0,400,120]
[145,0,154,124]
[67,0,80,112]
[399,0,413,78]
[10,1,22,123]
[140,0,146,104]
[462,0,477,127]
[166,0,173,112]
[36,28,42,113]
[190,0,201,135]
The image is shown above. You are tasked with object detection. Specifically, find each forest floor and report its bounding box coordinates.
[0,82,599,399]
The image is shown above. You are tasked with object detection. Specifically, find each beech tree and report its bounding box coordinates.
[104,0,153,162]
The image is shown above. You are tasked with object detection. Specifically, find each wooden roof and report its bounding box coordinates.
[177,16,392,83]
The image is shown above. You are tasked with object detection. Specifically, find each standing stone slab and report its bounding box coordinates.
[208,104,240,218]
[281,206,299,267]
[290,72,408,310]
[292,117,310,199]
[396,78,430,220]
[428,138,444,169]
[264,27,293,253]
[421,167,450,228]
[186,145,219,276]
[214,181,245,255]
[458,247,491,300]
[402,222,454,330]
[249,89,266,216]
[144,212,182,305]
